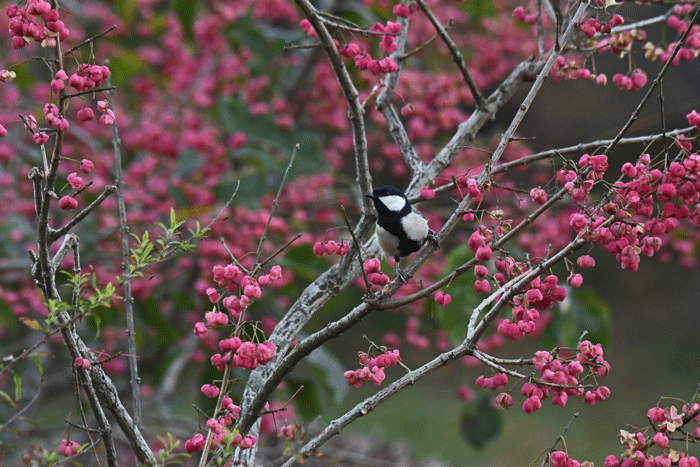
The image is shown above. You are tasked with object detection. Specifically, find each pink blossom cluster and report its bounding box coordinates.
[612,69,648,92]
[566,146,700,271]
[58,159,96,212]
[550,450,584,467]
[210,338,276,371]
[68,63,112,92]
[58,439,81,457]
[362,258,389,288]
[6,0,69,49]
[202,263,283,322]
[492,341,610,414]
[497,274,567,339]
[344,349,401,388]
[184,394,255,454]
[313,240,350,256]
[603,404,700,467]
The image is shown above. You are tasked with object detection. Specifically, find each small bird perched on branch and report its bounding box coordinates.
[366,185,440,282]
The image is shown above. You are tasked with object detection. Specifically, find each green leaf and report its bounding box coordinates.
[11,370,22,401]
[459,395,502,449]
[0,389,18,410]
[19,317,43,331]
[31,354,45,381]
[306,345,348,403]
[286,378,321,419]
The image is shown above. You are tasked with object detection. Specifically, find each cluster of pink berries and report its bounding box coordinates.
[612,69,648,91]
[7,0,69,49]
[211,338,275,371]
[344,349,401,388]
[185,404,257,454]
[567,142,700,271]
[313,240,350,256]
[603,405,700,467]
[579,15,624,38]
[362,258,389,288]
[58,439,81,457]
[58,158,95,211]
[492,341,610,414]
[497,273,566,339]
[456,175,483,202]
[203,263,283,323]
[300,17,401,76]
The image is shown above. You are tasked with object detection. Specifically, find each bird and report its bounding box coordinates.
[365,185,440,282]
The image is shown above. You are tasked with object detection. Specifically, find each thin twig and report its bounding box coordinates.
[252,144,298,276]
[105,58,141,429]
[413,0,484,108]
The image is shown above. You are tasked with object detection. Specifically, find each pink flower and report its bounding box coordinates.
[474,279,491,294]
[567,273,583,288]
[495,392,514,409]
[50,78,64,92]
[79,159,94,174]
[530,187,548,205]
[577,255,595,268]
[99,109,116,125]
[67,172,85,190]
[687,110,700,129]
[393,4,411,17]
[653,432,668,448]
[33,132,50,145]
[474,265,488,278]
[205,311,228,326]
[219,336,242,352]
[475,245,492,261]
[201,383,220,398]
[205,287,220,303]
[434,291,451,306]
[420,186,435,200]
[523,395,542,413]
[74,357,91,369]
[363,258,381,274]
[193,322,208,339]
[185,433,206,453]
[58,196,78,211]
[58,439,81,457]
[77,107,94,122]
[0,124,6,137]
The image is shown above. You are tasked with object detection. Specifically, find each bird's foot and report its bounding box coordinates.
[395,264,408,284]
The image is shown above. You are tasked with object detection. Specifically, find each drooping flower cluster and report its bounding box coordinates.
[603,403,700,467]
[344,349,402,388]
[490,340,610,414]
[184,393,256,454]
[6,0,69,49]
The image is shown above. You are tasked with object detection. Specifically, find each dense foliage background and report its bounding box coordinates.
[1,0,700,466]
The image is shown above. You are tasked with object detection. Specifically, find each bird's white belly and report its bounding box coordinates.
[376,225,400,257]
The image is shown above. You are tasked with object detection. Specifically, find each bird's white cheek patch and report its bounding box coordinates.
[401,213,429,242]
[378,195,406,212]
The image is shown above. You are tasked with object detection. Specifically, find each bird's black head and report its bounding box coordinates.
[366,185,411,216]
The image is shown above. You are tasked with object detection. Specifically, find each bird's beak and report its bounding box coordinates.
[365,193,375,200]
